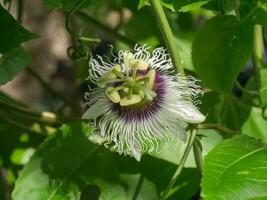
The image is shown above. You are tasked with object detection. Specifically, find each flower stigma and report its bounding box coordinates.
[98,52,157,107]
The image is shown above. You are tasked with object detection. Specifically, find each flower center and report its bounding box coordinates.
[98,52,157,106]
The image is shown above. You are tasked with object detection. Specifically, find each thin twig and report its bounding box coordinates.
[235,81,258,95]
[0,99,82,125]
[0,109,56,135]
[197,123,238,135]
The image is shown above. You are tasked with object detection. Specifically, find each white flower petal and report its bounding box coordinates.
[175,103,206,123]
[82,100,110,120]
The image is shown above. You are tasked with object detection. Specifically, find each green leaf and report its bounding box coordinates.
[241,106,267,144]
[138,0,175,11]
[242,69,267,105]
[120,174,159,200]
[174,0,210,12]
[199,91,224,123]
[12,123,127,200]
[138,0,210,12]
[0,47,31,85]
[42,0,99,11]
[167,168,201,200]
[201,135,267,200]
[204,0,240,13]
[245,3,267,41]
[220,95,251,130]
[175,35,195,71]
[123,7,161,46]
[0,5,37,53]
[0,121,22,166]
[192,16,253,93]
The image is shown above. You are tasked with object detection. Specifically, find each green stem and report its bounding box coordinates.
[193,136,203,173]
[253,25,264,105]
[132,174,144,200]
[149,0,184,75]
[0,110,55,135]
[0,99,79,125]
[197,123,238,135]
[235,81,258,96]
[76,12,135,48]
[254,25,264,63]
[66,0,87,39]
[160,129,197,200]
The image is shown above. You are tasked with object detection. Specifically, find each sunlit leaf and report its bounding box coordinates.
[201,135,267,200]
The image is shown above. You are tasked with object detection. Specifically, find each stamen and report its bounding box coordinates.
[120,94,142,106]
[105,87,121,103]
[123,52,134,77]
[146,69,156,89]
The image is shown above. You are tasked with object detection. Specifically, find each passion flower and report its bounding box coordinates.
[83,45,205,161]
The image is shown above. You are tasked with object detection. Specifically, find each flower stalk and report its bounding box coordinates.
[160,129,198,200]
[149,0,185,75]
[253,25,264,106]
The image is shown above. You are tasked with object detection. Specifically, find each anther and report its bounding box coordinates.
[120,94,142,106]
[105,87,121,103]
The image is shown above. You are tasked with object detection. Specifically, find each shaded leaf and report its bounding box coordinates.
[12,123,166,200]
[192,16,253,93]
[0,5,37,53]
[221,95,251,130]
[123,7,161,47]
[242,69,267,106]
[0,47,31,85]
[120,174,159,200]
[201,135,267,200]
[12,123,126,200]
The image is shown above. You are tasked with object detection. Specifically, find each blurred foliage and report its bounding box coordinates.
[0,0,267,199]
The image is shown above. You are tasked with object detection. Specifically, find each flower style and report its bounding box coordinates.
[83,45,205,161]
